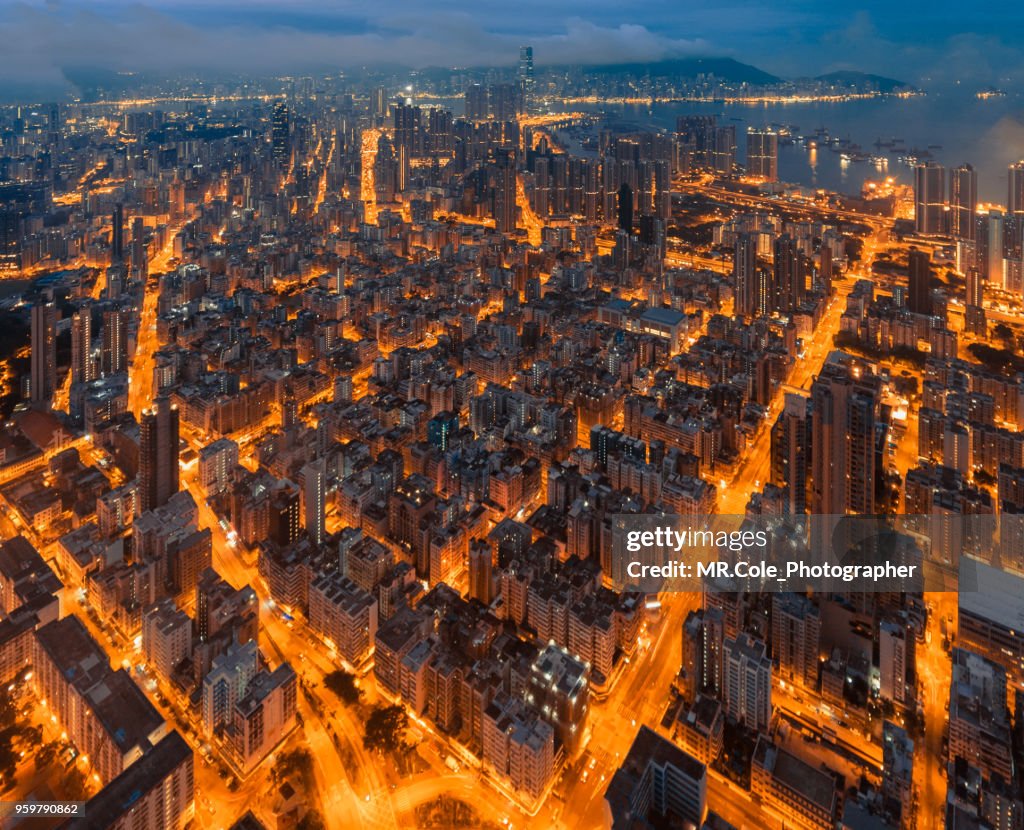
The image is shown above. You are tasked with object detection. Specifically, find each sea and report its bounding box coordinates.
[548,89,1024,203]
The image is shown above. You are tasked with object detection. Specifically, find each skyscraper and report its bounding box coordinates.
[70,306,94,387]
[1008,161,1024,217]
[949,163,977,241]
[711,126,736,176]
[1007,161,1024,259]
[733,232,758,317]
[617,182,633,233]
[465,84,488,121]
[111,202,124,264]
[810,354,881,515]
[965,265,987,336]
[773,234,806,312]
[519,46,535,112]
[30,300,56,406]
[271,101,290,165]
[303,457,327,547]
[770,392,811,516]
[493,151,517,234]
[914,161,946,235]
[723,633,772,731]
[130,216,147,278]
[427,411,459,452]
[138,397,180,514]
[101,309,127,376]
[907,248,933,315]
[746,129,778,182]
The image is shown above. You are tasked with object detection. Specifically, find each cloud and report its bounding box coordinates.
[0,0,1022,99]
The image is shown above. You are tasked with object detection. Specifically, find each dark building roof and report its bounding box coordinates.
[60,731,192,829]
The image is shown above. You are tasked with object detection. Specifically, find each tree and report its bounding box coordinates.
[297,810,326,830]
[363,705,408,754]
[323,670,361,705]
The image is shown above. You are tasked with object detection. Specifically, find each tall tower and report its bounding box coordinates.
[102,309,128,376]
[111,202,124,264]
[723,633,772,731]
[493,151,517,234]
[138,397,180,515]
[303,457,327,547]
[711,126,736,176]
[949,163,977,241]
[907,248,933,316]
[518,46,535,101]
[1008,161,1024,217]
[616,182,633,233]
[130,216,147,278]
[30,301,56,406]
[913,162,946,235]
[271,101,290,166]
[770,392,810,516]
[746,129,778,182]
[1008,161,1024,258]
[773,234,806,312]
[70,307,94,387]
[810,354,881,515]
[733,232,758,317]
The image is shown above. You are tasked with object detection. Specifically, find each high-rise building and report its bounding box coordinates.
[465,84,488,121]
[62,731,194,830]
[229,664,298,774]
[130,216,147,278]
[142,598,192,683]
[70,306,94,387]
[771,593,820,689]
[733,231,759,317]
[770,392,810,516]
[202,639,259,734]
[101,308,127,376]
[810,353,882,515]
[746,129,778,182]
[1008,161,1024,217]
[773,233,806,312]
[271,101,290,165]
[882,722,914,828]
[525,644,590,761]
[616,182,633,233]
[722,632,772,731]
[914,161,946,235]
[965,265,987,336]
[518,45,535,111]
[302,457,327,547]
[493,150,517,234]
[950,163,977,241]
[977,209,1005,285]
[30,300,56,406]
[907,248,933,315]
[138,396,180,515]
[681,607,724,701]
[604,726,708,829]
[676,115,716,167]
[711,126,736,176]
[111,202,124,264]
[879,617,913,705]
[427,411,458,452]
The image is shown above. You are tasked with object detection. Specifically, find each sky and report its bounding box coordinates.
[1,0,1023,99]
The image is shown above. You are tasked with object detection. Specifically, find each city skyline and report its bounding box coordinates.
[2,1,1024,100]
[0,11,1023,830]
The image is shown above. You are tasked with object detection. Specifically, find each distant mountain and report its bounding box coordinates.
[813,71,914,93]
[574,57,782,86]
